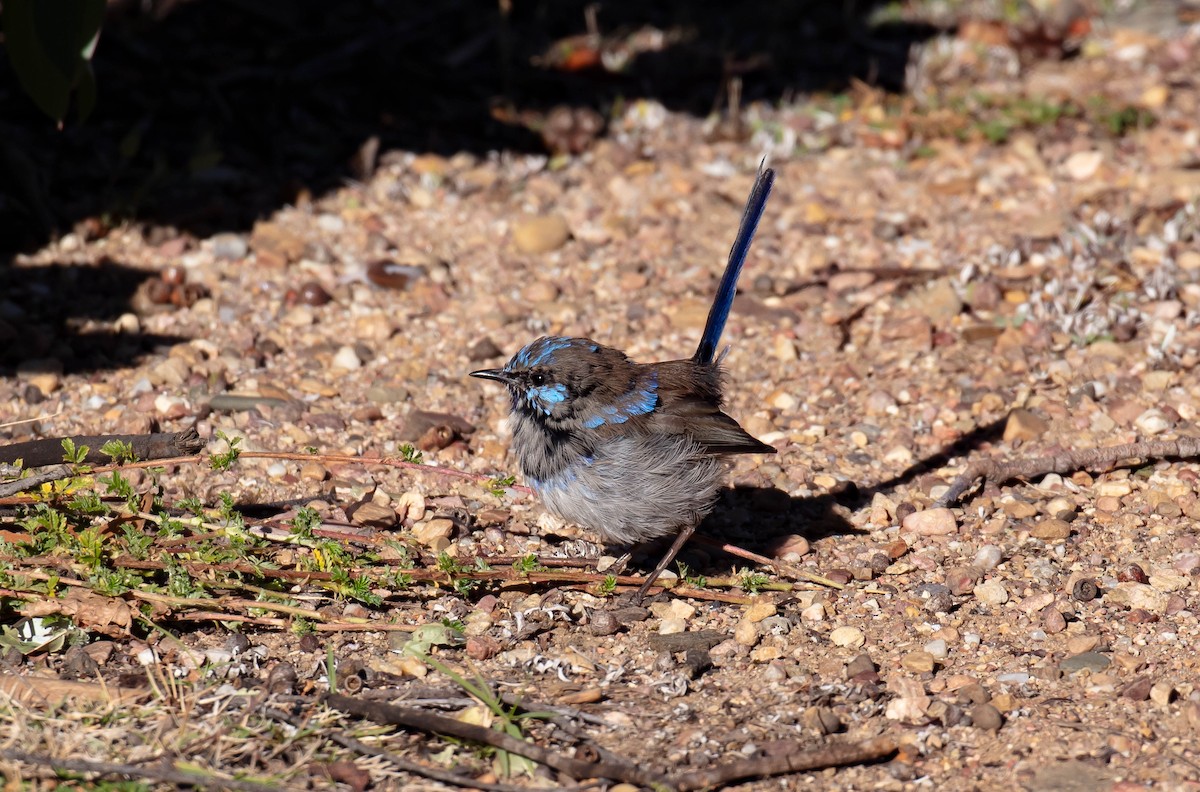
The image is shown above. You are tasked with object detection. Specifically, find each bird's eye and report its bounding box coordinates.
[530,373,546,386]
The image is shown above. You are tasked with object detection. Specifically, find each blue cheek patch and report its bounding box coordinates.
[526,383,568,414]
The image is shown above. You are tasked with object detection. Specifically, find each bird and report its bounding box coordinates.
[472,166,776,601]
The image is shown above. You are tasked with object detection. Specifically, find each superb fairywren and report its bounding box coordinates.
[472,167,776,600]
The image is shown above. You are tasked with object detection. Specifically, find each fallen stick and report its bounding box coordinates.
[0,748,277,792]
[264,707,545,792]
[0,427,205,469]
[673,736,897,789]
[324,692,669,788]
[935,436,1200,507]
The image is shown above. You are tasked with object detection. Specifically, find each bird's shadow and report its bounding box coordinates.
[640,415,1010,579]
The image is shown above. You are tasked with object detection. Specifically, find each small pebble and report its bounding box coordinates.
[1031,518,1072,541]
[945,566,980,596]
[901,650,936,674]
[658,618,686,635]
[1003,408,1049,441]
[902,508,957,536]
[331,345,362,371]
[1042,607,1067,633]
[773,534,810,560]
[1117,563,1149,584]
[211,232,248,260]
[1150,682,1175,706]
[973,545,1003,570]
[1122,677,1152,701]
[412,518,454,548]
[1059,652,1110,675]
[924,639,949,659]
[800,603,825,622]
[970,703,1004,732]
[296,281,332,306]
[973,580,1009,606]
[829,626,865,649]
[734,619,760,647]
[512,214,571,254]
[743,602,777,623]
[844,653,876,678]
[589,611,622,636]
[366,261,423,290]
[1134,408,1171,435]
[1063,149,1103,181]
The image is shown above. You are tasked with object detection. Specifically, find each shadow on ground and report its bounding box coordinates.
[663,415,1010,578]
[0,0,939,252]
[0,260,185,380]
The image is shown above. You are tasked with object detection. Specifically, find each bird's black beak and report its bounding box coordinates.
[470,368,514,385]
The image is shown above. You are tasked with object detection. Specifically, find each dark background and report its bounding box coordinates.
[0,0,935,250]
[0,0,935,374]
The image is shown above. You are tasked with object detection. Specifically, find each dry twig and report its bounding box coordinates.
[324,692,669,788]
[264,706,554,792]
[935,436,1200,507]
[0,748,278,791]
[672,736,898,789]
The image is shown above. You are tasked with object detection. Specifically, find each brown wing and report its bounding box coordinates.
[652,396,776,455]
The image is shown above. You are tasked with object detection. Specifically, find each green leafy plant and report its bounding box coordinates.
[739,570,771,594]
[677,562,707,589]
[210,432,242,471]
[511,554,543,574]
[486,474,516,497]
[288,506,321,542]
[398,444,423,464]
[100,470,136,504]
[436,552,468,575]
[61,438,88,465]
[100,439,138,464]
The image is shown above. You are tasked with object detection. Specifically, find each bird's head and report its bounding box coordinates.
[471,336,648,424]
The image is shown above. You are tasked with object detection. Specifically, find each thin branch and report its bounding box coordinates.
[324,692,669,788]
[935,436,1200,507]
[673,736,898,789]
[264,707,549,792]
[692,534,845,589]
[0,748,279,792]
[0,465,72,498]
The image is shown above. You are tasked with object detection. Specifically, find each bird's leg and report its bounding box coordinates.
[634,523,696,603]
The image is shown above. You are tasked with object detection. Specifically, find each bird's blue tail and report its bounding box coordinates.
[693,166,776,365]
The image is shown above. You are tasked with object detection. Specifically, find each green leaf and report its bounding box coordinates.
[100,439,137,464]
[2,0,106,124]
[61,437,87,464]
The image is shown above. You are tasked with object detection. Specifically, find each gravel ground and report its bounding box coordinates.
[3,8,1200,791]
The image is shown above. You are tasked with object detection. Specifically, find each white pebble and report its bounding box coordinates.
[974,545,1003,570]
[924,639,949,659]
[829,626,865,648]
[801,603,826,622]
[1134,409,1170,435]
[331,345,362,370]
[974,579,1009,606]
